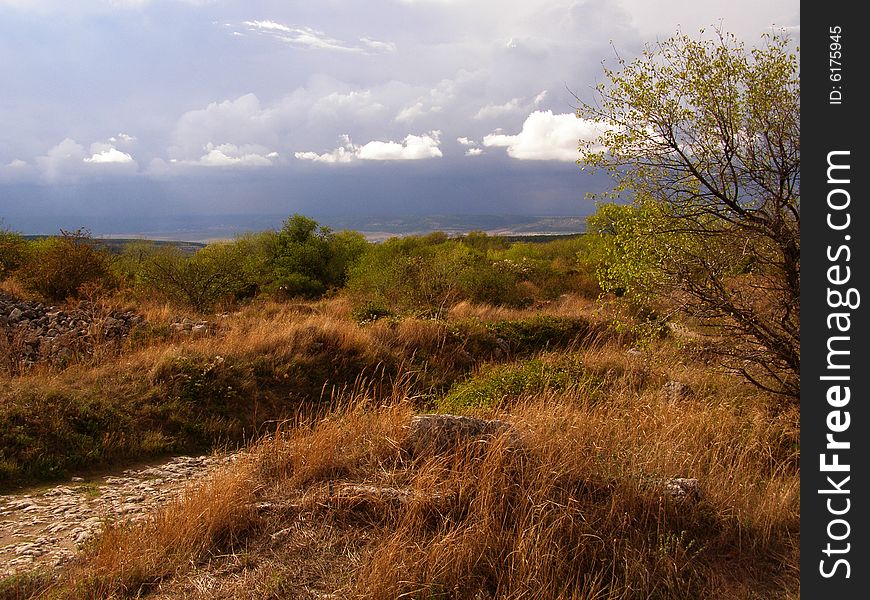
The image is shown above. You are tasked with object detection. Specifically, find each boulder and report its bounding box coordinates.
[404,414,518,454]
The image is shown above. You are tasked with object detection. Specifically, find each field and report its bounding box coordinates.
[0,250,800,598]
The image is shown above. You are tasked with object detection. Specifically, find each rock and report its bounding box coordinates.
[405,414,518,454]
[1,293,142,370]
[662,380,693,402]
[663,478,701,502]
[0,451,238,577]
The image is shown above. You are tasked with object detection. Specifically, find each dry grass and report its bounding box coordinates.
[449,294,598,322]
[1,290,798,598]
[25,331,799,599]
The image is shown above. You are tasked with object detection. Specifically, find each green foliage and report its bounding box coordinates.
[438,356,601,413]
[271,215,367,298]
[460,230,510,253]
[578,29,800,397]
[131,233,276,311]
[113,239,160,286]
[139,247,239,312]
[347,237,476,316]
[347,232,605,314]
[452,316,594,360]
[15,229,117,302]
[0,222,27,281]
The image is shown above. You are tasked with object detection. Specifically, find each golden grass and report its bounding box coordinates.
[0,292,798,598]
[30,332,799,599]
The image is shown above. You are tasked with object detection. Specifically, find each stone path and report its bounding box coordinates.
[0,454,238,576]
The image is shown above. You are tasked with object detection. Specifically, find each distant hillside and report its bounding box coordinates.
[23,235,206,256]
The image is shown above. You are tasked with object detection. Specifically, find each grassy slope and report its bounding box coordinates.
[0,294,799,599]
[0,296,604,487]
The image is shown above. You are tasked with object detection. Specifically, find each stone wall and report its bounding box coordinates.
[0,293,142,369]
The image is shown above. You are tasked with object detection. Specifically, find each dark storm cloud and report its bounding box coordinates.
[0,0,798,233]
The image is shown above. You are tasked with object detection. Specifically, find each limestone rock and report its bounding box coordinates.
[405,414,517,454]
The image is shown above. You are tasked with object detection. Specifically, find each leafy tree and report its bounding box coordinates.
[271,215,367,298]
[579,30,800,397]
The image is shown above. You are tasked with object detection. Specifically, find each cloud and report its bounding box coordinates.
[360,37,397,53]
[192,143,278,167]
[483,110,608,161]
[294,135,356,164]
[474,98,523,120]
[35,138,86,182]
[28,137,142,182]
[473,89,550,121]
[465,147,483,156]
[395,102,426,123]
[84,147,135,164]
[295,131,443,163]
[240,20,395,54]
[84,141,136,165]
[109,132,137,144]
[0,158,36,183]
[170,93,277,160]
[358,131,442,160]
[456,137,474,146]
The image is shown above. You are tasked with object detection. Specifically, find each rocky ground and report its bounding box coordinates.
[0,293,142,370]
[0,454,238,576]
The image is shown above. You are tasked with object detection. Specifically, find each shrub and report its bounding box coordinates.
[270,215,368,298]
[15,229,116,302]
[139,246,241,312]
[438,356,601,412]
[0,223,27,281]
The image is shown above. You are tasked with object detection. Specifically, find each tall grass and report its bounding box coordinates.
[30,351,798,599]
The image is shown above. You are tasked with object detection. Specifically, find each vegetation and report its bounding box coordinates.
[14,229,117,302]
[3,339,798,599]
[579,30,800,397]
[0,222,27,281]
[0,27,799,600]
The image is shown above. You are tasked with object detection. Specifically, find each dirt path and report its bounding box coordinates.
[0,453,239,576]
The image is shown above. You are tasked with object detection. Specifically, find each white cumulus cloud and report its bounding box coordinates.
[294,135,357,164]
[195,143,277,167]
[358,131,442,160]
[483,110,608,161]
[84,147,135,164]
[295,131,443,163]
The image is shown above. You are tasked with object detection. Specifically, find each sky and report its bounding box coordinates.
[0,0,798,236]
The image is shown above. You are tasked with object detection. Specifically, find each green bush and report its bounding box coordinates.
[15,229,117,302]
[347,235,538,315]
[347,237,474,316]
[438,356,602,412]
[0,223,27,281]
[270,215,367,298]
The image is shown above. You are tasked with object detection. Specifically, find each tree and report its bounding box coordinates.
[271,215,367,298]
[579,30,800,397]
